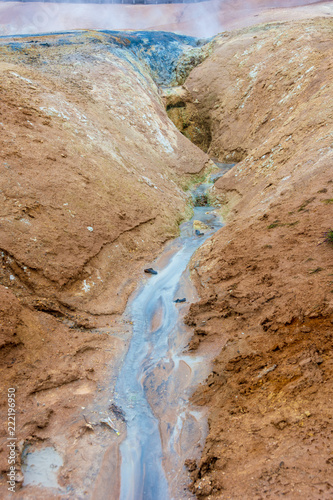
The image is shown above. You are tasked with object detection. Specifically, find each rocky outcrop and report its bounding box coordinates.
[178,18,333,498]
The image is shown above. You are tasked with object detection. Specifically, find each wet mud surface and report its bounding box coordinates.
[114,172,225,499]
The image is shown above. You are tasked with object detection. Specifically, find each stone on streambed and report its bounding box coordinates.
[193,220,209,231]
[144,268,158,275]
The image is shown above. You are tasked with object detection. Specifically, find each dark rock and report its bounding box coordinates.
[195,229,204,236]
[174,298,186,303]
[144,268,158,275]
[194,194,209,206]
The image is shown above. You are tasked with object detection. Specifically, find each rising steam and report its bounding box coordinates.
[0,0,329,38]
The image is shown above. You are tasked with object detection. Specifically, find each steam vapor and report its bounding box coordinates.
[0,0,329,39]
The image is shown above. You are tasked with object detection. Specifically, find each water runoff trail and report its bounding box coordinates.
[115,166,232,500]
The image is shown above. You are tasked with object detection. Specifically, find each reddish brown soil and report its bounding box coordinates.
[0,8,333,500]
[0,32,208,497]
[172,17,333,499]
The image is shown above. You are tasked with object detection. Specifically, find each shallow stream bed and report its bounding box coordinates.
[114,166,232,500]
[20,165,233,500]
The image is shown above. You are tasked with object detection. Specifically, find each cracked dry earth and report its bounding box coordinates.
[0,12,333,500]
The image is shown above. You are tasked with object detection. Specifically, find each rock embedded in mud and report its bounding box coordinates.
[194,194,209,206]
[185,458,197,472]
[144,268,158,275]
[193,220,209,231]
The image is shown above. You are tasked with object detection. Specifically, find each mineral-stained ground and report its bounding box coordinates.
[0,30,211,498]
[0,7,333,500]
[1,0,332,37]
[175,17,333,499]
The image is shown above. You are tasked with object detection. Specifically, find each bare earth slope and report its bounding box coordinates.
[1,15,333,500]
[0,31,209,317]
[171,18,333,498]
[0,30,210,496]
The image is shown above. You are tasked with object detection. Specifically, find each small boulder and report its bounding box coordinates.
[193,220,209,231]
[144,268,158,275]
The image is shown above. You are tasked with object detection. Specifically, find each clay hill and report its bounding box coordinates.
[167,17,333,499]
[0,11,332,500]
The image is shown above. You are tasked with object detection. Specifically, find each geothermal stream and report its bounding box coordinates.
[114,165,232,500]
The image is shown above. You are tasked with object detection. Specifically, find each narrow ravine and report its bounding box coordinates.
[114,165,232,500]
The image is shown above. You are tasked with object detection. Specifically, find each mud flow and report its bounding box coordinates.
[114,165,231,499]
